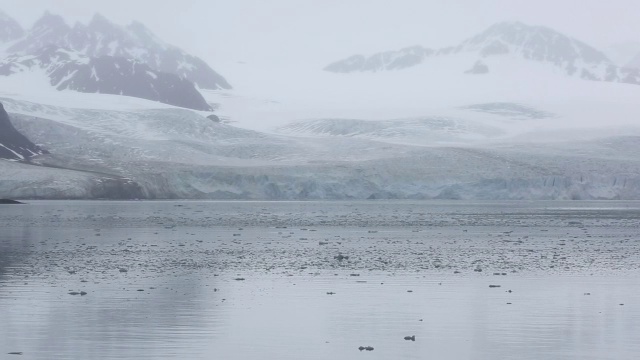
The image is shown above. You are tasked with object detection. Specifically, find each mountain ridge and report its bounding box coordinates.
[0,11,226,110]
[6,11,231,90]
[324,21,640,86]
[0,45,213,111]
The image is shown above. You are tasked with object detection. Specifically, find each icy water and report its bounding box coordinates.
[1,200,639,360]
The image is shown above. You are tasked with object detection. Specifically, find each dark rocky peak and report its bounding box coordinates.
[0,44,214,110]
[459,22,612,65]
[0,10,24,42]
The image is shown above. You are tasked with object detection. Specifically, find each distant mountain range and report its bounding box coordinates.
[0,11,230,110]
[324,22,640,85]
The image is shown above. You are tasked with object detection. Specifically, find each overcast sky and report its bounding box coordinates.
[2,0,640,81]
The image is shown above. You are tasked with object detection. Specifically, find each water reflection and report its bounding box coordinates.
[0,201,639,359]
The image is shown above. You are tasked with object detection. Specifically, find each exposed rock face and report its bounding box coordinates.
[0,46,213,111]
[0,199,24,204]
[0,102,47,161]
[0,11,225,110]
[47,51,213,111]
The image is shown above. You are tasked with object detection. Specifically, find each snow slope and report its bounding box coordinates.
[203,52,640,143]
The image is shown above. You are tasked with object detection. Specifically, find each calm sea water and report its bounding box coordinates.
[1,200,639,359]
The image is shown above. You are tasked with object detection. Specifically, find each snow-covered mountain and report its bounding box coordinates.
[0,46,212,111]
[0,11,227,110]
[7,12,230,90]
[324,22,640,85]
[0,101,46,161]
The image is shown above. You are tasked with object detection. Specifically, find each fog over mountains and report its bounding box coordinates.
[325,22,640,85]
[1,9,640,200]
[0,11,229,110]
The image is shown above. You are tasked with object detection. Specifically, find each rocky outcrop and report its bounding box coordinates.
[0,102,47,160]
[0,46,213,111]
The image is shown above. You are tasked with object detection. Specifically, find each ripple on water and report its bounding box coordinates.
[1,201,639,359]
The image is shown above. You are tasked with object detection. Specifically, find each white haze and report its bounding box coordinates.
[2,0,640,133]
[4,0,640,74]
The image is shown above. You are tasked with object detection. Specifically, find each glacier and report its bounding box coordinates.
[1,93,640,200]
